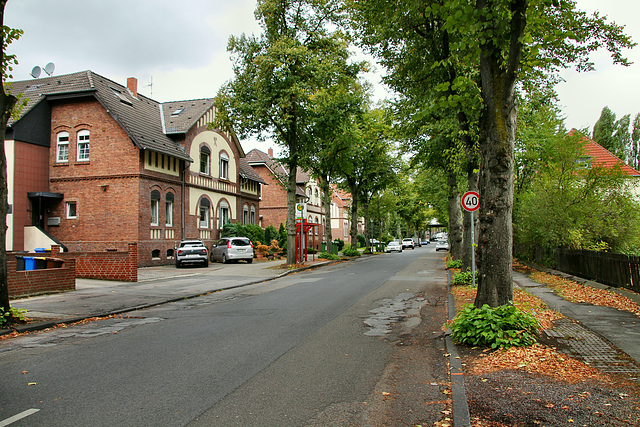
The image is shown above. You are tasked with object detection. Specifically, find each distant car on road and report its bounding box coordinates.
[211,237,254,264]
[421,239,430,245]
[385,241,403,253]
[401,238,415,249]
[175,240,209,268]
[435,240,450,252]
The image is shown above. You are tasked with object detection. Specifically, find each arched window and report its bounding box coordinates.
[200,145,211,175]
[77,130,90,161]
[219,152,229,180]
[315,189,319,205]
[56,132,69,163]
[151,249,161,259]
[199,198,210,228]
[219,201,229,228]
[250,206,256,224]
[150,190,161,226]
[243,204,249,224]
[165,192,174,227]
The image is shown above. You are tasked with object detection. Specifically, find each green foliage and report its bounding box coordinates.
[515,131,640,252]
[342,244,360,257]
[450,303,540,349]
[1,307,27,328]
[333,239,345,251]
[278,223,287,248]
[221,223,265,246]
[446,259,463,269]
[451,268,475,286]
[264,225,277,245]
[356,234,366,248]
[318,252,340,260]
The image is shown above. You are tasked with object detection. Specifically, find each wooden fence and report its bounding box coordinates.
[554,248,640,293]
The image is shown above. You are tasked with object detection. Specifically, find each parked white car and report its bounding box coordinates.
[211,237,254,264]
[402,238,415,249]
[435,240,450,252]
[385,241,403,253]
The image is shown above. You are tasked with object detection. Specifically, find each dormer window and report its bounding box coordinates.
[171,108,184,116]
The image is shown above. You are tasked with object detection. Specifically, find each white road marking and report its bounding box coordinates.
[0,408,40,426]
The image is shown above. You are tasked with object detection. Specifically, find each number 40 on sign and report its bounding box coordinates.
[461,191,479,212]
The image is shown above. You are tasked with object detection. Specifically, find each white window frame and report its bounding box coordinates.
[165,200,173,227]
[199,205,209,228]
[200,147,211,175]
[77,130,90,162]
[243,205,249,224]
[250,206,256,224]
[219,202,229,228]
[66,201,77,219]
[56,132,69,163]
[151,199,159,226]
[219,153,229,180]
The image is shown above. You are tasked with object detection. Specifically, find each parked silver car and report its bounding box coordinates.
[385,240,403,253]
[211,237,254,264]
[175,239,208,268]
[435,240,450,252]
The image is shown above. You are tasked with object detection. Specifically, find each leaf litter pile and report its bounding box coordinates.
[450,265,640,426]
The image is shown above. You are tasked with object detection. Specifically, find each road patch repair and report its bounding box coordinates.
[363,292,425,337]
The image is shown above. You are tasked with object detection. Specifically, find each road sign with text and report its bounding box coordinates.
[461,191,480,212]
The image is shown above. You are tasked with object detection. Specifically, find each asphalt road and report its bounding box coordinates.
[0,246,447,426]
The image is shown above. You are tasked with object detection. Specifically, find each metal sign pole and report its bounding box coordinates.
[471,210,476,288]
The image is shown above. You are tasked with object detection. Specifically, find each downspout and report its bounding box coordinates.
[181,161,186,240]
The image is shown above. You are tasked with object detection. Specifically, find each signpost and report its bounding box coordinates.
[461,191,479,287]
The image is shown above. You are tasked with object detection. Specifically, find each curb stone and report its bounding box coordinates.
[446,270,472,427]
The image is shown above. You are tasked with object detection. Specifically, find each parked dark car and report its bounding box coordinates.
[211,237,254,264]
[175,240,208,268]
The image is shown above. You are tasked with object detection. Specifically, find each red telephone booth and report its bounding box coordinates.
[295,219,319,263]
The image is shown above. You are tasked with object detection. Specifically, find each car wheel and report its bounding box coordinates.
[247,258,253,264]
[221,254,227,264]
[204,259,209,268]
[176,260,181,268]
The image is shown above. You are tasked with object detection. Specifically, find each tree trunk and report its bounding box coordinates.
[0,0,18,314]
[320,176,333,254]
[348,181,358,246]
[447,169,463,260]
[474,0,526,308]
[286,160,298,265]
[362,201,370,252]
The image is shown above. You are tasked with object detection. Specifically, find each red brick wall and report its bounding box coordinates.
[55,243,138,282]
[252,164,288,228]
[7,252,76,298]
[11,141,50,251]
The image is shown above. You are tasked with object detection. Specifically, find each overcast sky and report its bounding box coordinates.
[5,0,640,154]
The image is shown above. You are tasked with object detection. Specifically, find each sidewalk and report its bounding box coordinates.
[2,258,331,336]
[513,270,640,372]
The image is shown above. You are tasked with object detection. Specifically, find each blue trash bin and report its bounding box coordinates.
[24,256,36,271]
[35,248,46,253]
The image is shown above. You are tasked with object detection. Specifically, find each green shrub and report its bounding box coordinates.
[318,252,340,260]
[451,268,476,286]
[446,259,463,269]
[342,244,360,257]
[0,306,27,328]
[333,239,345,251]
[450,303,540,349]
[356,234,366,248]
[278,223,287,248]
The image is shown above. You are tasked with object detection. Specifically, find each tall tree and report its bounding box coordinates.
[592,106,618,156]
[632,113,640,170]
[214,0,359,265]
[0,0,22,318]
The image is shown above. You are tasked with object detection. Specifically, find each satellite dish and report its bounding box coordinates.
[30,66,41,79]
[44,62,55,76]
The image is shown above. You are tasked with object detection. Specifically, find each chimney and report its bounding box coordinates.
[268,148,274,158]
[127,77,138,97]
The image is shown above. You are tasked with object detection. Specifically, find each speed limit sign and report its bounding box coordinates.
[461,191,480,212]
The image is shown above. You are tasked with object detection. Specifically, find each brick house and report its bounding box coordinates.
[245,148,325,250]
[330,184,353,244]
[6,70,265,266]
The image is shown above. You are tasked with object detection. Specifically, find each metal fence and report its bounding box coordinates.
[554,248,640,293]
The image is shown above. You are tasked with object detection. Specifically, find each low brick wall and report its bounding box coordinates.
[54,243,138,282]
[8,253,76,298]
